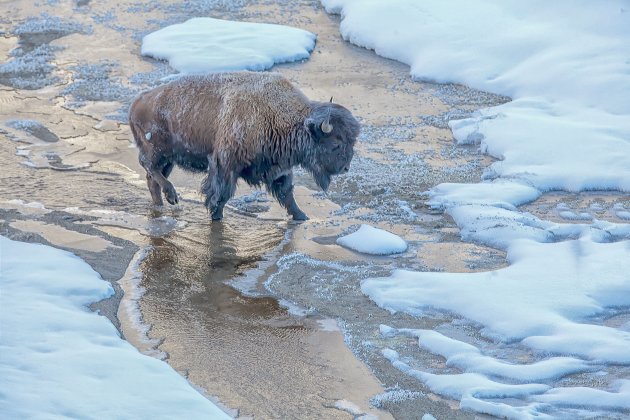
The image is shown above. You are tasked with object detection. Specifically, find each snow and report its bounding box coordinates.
[142,17,316,74]
[381,348,550,419]
[364,237,630,417]
[321,5,630,414]
[0,236,230,419]
[427,181,541,211]
[365,237,630,362]
[325,0,630,206]
[336,224,407,255]
[535,381,630,410]
[381,326,591,382]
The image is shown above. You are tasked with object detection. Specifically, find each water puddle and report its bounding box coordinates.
[130,216,389,418]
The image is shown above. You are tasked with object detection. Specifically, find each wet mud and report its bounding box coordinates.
[4,0,618,419]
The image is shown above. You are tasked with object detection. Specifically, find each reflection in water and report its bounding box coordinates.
[142,217,292,325]
[139,215,341,418]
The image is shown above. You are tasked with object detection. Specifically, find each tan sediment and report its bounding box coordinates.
[10,219,116,252]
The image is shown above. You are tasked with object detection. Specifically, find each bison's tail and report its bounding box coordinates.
[128,119,144,147]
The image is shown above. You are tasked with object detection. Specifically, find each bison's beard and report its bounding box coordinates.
[311,168,332,191]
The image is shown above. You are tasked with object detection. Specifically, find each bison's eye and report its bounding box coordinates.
[332,144,341,152]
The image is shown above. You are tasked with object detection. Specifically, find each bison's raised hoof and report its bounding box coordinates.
[163,185,179,205]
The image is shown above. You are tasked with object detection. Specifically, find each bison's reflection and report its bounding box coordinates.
[135,214,345,417]
[140,215,292,322]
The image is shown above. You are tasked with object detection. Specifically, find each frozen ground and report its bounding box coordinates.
[1,0,629,419]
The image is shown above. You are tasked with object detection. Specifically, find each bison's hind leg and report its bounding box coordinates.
[132,124,179,205]
[145,163,175,206]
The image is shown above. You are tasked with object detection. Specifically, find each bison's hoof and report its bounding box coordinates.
[163,185,179,205]
[291,212,309,222]
[211,209,224,221]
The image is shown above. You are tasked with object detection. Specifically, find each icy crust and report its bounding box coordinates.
[13,13,90,37]
[0,236,230,419]
[336,224,407,255]
[142,17,316,74]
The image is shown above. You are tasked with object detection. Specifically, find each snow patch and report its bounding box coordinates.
[336,224,407,255]
[142,17,316,74]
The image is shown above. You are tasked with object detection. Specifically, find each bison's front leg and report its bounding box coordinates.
[202,155,237,221]
[270,172,308,221]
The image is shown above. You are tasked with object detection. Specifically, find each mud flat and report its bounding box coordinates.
[1,0,513,418]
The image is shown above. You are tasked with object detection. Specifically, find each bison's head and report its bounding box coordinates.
[304,101,360,191]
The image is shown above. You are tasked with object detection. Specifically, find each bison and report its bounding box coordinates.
[129,71,360,221]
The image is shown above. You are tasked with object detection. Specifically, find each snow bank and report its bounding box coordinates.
[324,0,630,205]
[0,236,230,419]
[337,224,407,255]
[142,17,316,74]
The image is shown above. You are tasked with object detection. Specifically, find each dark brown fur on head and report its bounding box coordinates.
[303,102,360,191]
[129,71,360,221]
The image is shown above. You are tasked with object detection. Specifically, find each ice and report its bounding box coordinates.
[369,389,424,408]
[0,236,230,419]
[336,224,407,255]
[142,17,316,74]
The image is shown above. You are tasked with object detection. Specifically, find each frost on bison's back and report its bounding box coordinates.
[129,71,360,221]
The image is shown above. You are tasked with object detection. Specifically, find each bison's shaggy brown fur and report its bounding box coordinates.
[129,71,360,220]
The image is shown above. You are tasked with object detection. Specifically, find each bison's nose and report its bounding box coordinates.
[342,165,350,173]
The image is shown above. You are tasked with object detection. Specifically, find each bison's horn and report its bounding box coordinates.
[321,120,333,134]
[321,106,333,133]
[330,96,333,103]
